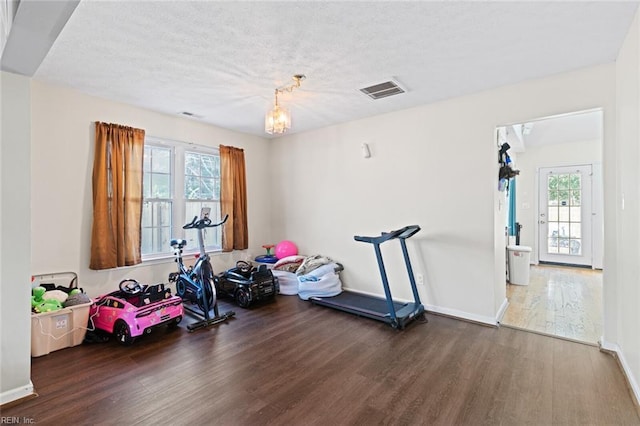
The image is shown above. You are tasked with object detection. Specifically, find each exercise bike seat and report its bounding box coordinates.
[170,239,187,249]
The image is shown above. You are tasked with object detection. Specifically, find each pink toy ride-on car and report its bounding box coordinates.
[89,279,183,345]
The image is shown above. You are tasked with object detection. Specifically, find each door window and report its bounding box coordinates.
[546,172,582,255]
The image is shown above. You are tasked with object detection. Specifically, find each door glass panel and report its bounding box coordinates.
[570,239,582,255]
[558,206,569,222]
[570,222,582,238]
[558,190,570,206]
[570,190,581,206]
[570,206,581,222]
[558,174,570,190]
[546,172,583,257]
[570,173,581,189]
[558,222,569,238]
[547,221,559,254]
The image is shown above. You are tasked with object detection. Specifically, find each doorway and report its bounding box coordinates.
[498,108,603,344]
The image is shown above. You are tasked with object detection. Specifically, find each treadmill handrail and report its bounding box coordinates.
[354,225,421,244]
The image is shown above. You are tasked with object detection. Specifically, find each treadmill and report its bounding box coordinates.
[309,225,426,329]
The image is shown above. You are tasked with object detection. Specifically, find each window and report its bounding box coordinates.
[142,138,221,258]
[142,145,172,255]
[184,151,221,248]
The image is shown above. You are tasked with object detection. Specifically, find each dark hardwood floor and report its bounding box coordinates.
[4,295,639,425]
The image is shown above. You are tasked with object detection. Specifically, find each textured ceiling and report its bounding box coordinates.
[30,1,639,138]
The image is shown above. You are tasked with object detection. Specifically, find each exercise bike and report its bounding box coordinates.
[168,212,235,331]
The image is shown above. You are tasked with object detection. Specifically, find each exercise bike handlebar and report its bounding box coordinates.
[183,214,229,230]
[354,225,421,245]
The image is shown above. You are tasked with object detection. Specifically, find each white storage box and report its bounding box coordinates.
[31,302,92,357]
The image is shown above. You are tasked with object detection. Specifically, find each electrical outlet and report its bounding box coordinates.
[416,274,424,285]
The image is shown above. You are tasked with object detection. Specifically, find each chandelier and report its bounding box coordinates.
[265,74,305,135]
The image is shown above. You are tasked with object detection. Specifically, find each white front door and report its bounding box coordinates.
[538,165,592,266]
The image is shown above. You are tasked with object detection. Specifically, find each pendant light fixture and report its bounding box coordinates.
[265,74,305,135]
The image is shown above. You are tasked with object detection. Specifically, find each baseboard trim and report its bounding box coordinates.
[496,298,509,324]
[424,304,497,327]
[538,261,593,269]
[340,287,499,327]
[600,339,640,410]
[0,381,35,406]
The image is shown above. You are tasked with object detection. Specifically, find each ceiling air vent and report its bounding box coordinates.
[179,111,203,119]
[359,80,405,100]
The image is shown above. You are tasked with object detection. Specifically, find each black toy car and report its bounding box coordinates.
[214,261,279,308]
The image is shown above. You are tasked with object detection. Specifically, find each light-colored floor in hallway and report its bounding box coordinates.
[501,264,602,344]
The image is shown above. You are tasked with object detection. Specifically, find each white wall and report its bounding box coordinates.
[0,71,33,404]
[607,7,640,402]
[30,80,273,298]
[270,64,615,325]
[514,138,602,265]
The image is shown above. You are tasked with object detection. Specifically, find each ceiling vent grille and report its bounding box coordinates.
[359,80,405,100]
[179,111,203,119]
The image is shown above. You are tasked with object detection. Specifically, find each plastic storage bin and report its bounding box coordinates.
[507,245,532,285]
[31,302,92,357]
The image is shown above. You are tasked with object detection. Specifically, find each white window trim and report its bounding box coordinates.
[142,136,221,261]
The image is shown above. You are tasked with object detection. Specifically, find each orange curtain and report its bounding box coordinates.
[220,145,248,251]
[90,122,145,269]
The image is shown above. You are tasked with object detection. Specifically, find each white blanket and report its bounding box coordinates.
[272,270,299,295]
[297,263,343,301]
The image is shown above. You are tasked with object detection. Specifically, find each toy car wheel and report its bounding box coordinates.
[235,288,251,308]
[114,320,135,346]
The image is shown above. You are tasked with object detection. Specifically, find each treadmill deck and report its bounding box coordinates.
[310,291,424,329]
